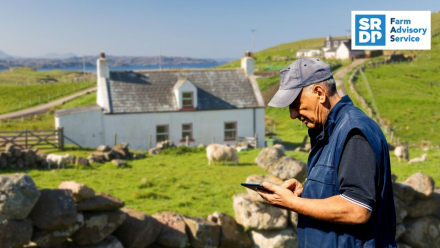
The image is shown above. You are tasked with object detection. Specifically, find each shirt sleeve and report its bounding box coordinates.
[338,129,377,212]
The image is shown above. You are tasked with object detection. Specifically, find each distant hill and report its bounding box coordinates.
[0,55,223,70]
[41,53,77,59]
[0,50,13,59]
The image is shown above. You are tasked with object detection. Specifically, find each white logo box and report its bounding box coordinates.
[351,11,431,50]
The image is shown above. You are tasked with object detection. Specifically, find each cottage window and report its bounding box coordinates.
[156,125,169,142]
[326,41,330,47]
[182,123,193,140]
[224,122,237,141]
[334,41,339,47]
[182,92,193,107]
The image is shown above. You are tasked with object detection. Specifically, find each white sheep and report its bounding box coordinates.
[394,145,409,162]
[206,144,239,165]
[46,154,74,169]
[408,154,427,164]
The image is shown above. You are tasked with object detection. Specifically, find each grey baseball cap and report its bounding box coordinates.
[268,57,333,108]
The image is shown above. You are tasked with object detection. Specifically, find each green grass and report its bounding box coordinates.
[1,147,269,218]
[0,67,95,114]
[0,92,96,131]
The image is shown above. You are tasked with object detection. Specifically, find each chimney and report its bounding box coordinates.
[97,53,111,112]
[241,51,254,77]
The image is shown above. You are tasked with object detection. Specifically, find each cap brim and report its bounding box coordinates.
[268,87,302,108]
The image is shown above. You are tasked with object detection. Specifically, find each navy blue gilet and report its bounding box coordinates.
[297,96,396,248]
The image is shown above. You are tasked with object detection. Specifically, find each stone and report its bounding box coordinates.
[401,216,440,248]
[153,211,188,248]
[113,208,161,248]
[133,153,146,159]
[67,236,124,248]
[395,224,406,241]
[97,145,111,152]
[0,174,40,220]
[264,156,307,181]
[393,182,416,204]
[433,188,440,219]
[255,146,285,168]
[0,218,33,248]
[30,189,77,231]
[207,212,252,248]
[396,243,412,248]
[23,149,37,168]
[233,193,288,230]
[58,181,95,203]
[290,211,298,233]
[403,172,435,199]
[198,144,206,149]
[183,215,220,248]
[91,152,106,163]
[0,153,8,167]
[71,210,126,246]
[248,228,298,248]
[406,198,440,218]
[75,157,90,167]
[111,159,127,167]
[245,175,284,203]
[149,148,161,156]
[5,143,14,153]
[391,173,398,183]
[32,214,83,247]
[394,197,408,224]
[16,158,24,168]
[76,192,124,211]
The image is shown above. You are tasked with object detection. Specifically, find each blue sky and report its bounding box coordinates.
[0,0,439,59]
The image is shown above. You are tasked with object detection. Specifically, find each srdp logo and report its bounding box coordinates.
[355,15,386,46]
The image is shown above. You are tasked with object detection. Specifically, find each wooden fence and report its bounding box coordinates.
[0,127,64,150]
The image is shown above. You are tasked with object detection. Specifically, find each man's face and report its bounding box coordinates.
[289,87,324,130]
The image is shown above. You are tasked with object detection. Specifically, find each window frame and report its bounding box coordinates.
[224,122,237,141]
[156,124,169,143]
[180,123,195,142]
[182,91,194,108]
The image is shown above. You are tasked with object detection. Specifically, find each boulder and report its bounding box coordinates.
[264,156,307,181]
[233,193,288,230]
[149,148,161,156]
[111,159,127,167]
[245,175,284,203]
[67,236,123,248]
[255,146,285,168]
[75,157,90,167]
[16,158,24,168]
[394,197,408,224]
[76,192,124,211]
[248,228,298,248]
[198,144,206,149]
[31,214,83,247]
[0,218,33,248]
[30,189,77,231]
[290,211,298,233]
[113,208,161,248]
[433,188,440,219]
[208,212,252,248]
[401,216,440,248]
[91,152,106,163]
[393,182,416,204]
[0,153,8,167]
[22,149,37,168]
[0,174,41,220]
[403,172,435,199]
[153,211,188,248]
[133,153,146,159]
[97,145,111,152]
[406,198,440,218]
[183,215,220,248]
[58,181,95,203]
[395,224,406,241]
[71,210,126,246]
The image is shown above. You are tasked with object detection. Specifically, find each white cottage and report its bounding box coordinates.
[323,36,364,60]
[55,53,265,150]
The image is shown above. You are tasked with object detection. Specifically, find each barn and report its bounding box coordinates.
[55,53,265,150]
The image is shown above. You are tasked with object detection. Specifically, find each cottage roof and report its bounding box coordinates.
[107,69,261,113]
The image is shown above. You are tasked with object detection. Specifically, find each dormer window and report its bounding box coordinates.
[182,92,193,107]
[334,41,339,47]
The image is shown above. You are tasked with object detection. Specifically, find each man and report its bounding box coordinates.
[257,57,396,248]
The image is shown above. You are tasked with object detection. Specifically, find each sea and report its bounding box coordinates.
[0,62,224,73]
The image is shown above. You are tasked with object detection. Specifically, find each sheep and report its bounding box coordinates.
[394,145,409,162]
[206,144,239,165]
[46,154,74,169]
[408,154,427,164]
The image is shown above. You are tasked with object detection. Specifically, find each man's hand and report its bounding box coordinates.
[256,182,299,210]
[281,179,303,196]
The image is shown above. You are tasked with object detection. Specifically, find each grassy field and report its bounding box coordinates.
[0,68,95,114]
[0,92,96,131]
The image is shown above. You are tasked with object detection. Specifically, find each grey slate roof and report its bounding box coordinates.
[108,69,260,113]
[56,104,102,117]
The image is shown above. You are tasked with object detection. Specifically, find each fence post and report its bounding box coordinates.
[25,128,28,149]
[114,133,117,146]
[254,132,258,148]
[186,135,189,146]
[149,135,152,150]
[59,127,65,150]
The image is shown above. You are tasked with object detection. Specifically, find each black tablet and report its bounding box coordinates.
[241,183,273,193]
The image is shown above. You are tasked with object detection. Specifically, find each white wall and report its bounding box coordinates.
[58,108,266,150]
